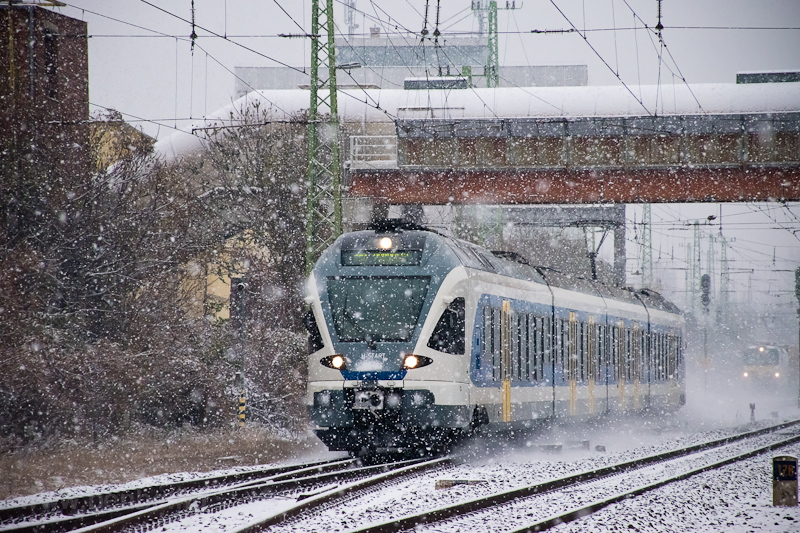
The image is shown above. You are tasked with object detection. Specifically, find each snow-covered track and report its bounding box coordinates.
[349,419,800,533]
[0,457,351,533]
[57,456,429,533]
[230,455,455,533]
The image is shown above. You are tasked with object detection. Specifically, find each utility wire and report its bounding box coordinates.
[138,0,307,75]
[272,0,306,34]
[89,102,187,133]
[548,0,652,116]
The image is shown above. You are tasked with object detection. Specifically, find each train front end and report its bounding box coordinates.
[304,226,469,455]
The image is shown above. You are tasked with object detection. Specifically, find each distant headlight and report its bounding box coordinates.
[743,372,748,377]
[402,354,433,370]
[775,372,780,378]
[321,355,348,370]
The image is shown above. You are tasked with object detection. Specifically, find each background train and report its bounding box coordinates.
[740,344,799,389]
[304,220,685,455]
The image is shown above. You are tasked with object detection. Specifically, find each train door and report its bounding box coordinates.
[500,300,512,422]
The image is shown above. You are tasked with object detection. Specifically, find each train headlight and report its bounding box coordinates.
[321,355,348,370]
[743,372,748,377]
[402,354,433,370]
[775,372,780,378]
[378,237,393,249]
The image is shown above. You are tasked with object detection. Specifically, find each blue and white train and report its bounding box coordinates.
[304,220,685,455]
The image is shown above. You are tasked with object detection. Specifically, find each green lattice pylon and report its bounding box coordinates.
[642,204,653,286]
[306,0,342,273]
[487,1,499,88]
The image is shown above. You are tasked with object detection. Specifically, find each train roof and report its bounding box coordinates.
[347,221,682,316]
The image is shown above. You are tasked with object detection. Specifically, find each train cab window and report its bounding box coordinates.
[328,276,430,342]
[427,297,466,354]
[303,309,325,354]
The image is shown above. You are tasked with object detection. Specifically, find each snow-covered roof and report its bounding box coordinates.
[154,82,800,162]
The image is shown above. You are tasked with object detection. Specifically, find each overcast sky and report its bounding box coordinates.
[56,0,800,139]
[53,0,800,337]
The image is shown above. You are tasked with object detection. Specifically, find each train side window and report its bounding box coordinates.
[669,335,677,379]
[543,316,552,376]
[579,322,586,382]
[533,316,540,380]
[514,314,520,381]
[556,319,564,376]
[303,309,325,354]
[612,325,617,381]
[427,297,466,354]
[518,314,524,381]
[480,306,491,371]
[529,315,542,381]
[625,328,631,381]
[493,307,502,382]
[595,324,602,382]
[525,315,531,381]
[524,315,531,381]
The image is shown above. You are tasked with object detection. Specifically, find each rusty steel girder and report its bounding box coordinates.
[348,166,800,205]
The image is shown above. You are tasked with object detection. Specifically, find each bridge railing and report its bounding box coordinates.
[391,113,800,171]
[348,135,398,169]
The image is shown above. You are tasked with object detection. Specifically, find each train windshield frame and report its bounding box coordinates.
[327,276,430,342]
[742,347,780,366]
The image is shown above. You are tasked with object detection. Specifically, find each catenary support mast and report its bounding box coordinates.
[306,0,342,273]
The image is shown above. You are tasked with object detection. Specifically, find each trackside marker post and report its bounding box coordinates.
[238,390,246,427]
[773,455,798,506]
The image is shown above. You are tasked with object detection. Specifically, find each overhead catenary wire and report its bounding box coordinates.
[547,0,653,116]
[60,1,293,126]
[138,0,308,75]
[620,0,704,113]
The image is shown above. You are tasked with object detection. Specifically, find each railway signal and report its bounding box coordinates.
[700,274,711,313]
[701,273,711,388]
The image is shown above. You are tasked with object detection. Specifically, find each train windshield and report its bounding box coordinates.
[742,347,780,366]
[328,277,430,342]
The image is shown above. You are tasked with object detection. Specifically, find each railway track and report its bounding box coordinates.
[0,454,452,533]
[0,457,351,533]
[342,419,800,533]
[5,420,797,532]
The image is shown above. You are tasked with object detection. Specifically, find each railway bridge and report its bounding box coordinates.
[343,86,800,210]
[157,81,800,210]
[155,81,799,284]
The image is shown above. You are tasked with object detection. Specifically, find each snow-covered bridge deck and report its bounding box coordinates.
[154,82,800,204]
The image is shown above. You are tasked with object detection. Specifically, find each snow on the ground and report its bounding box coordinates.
[555,442,800,533]
[5,404,799,532]
[0,450,344,511]
[263,411,800,533]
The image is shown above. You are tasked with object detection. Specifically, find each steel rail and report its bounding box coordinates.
[351,419,800,533]
[0,457,353,533]
[65,457,425,533]
[0,457,348,523]
[513,432,800,532]
[231,455,455,533]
